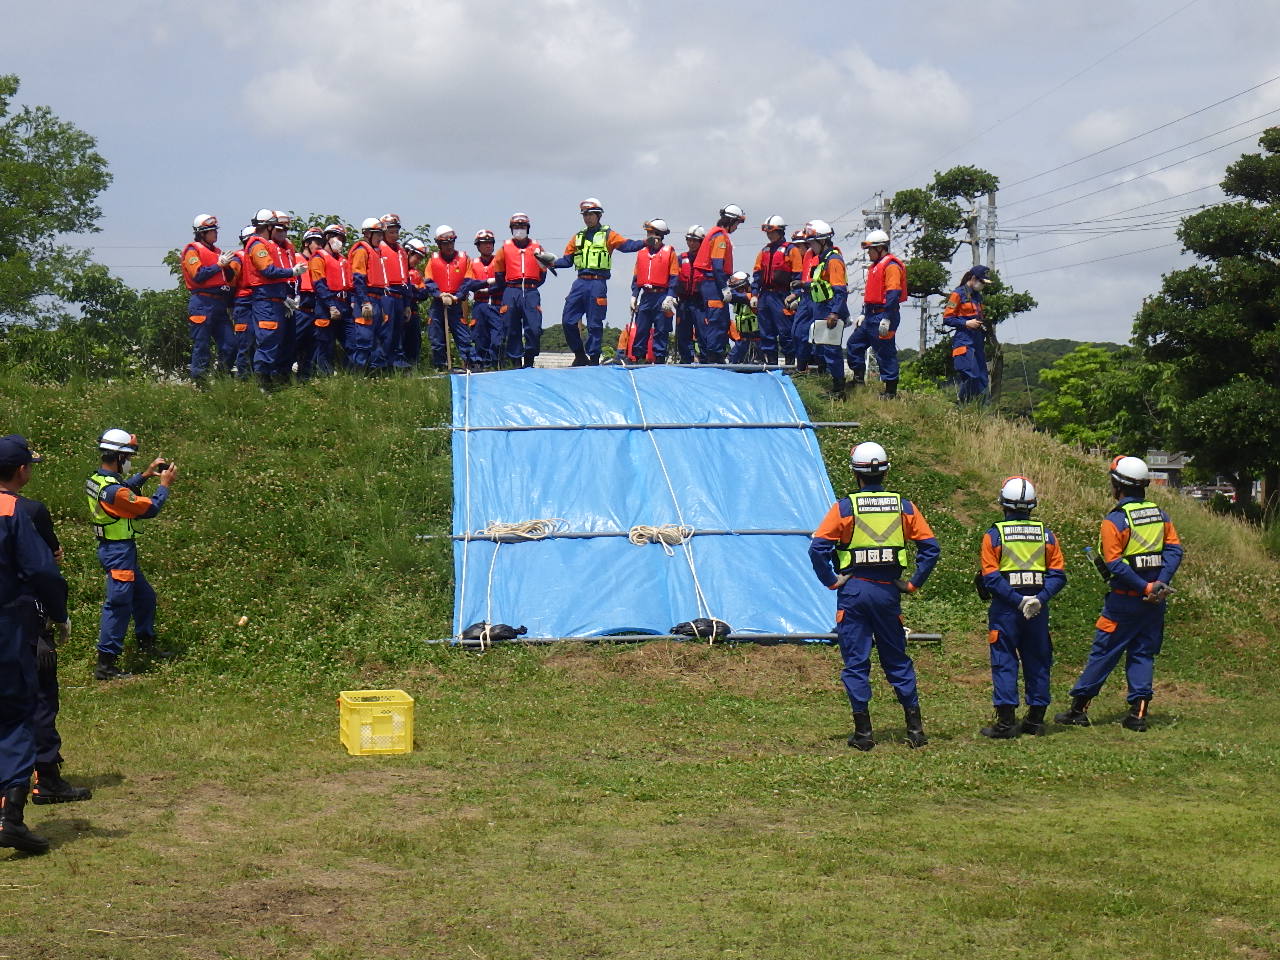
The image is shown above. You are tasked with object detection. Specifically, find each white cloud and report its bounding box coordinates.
[1067,109,1135,151]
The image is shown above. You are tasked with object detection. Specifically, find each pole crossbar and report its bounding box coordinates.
[429,632,944,647]
[420,421,861,433]
[420,528,815,542]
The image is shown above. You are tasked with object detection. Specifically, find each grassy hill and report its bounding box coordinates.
[2,372,1277,959]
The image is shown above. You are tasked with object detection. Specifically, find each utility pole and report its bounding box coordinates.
[966,202,981,267]
[986,190,997,268]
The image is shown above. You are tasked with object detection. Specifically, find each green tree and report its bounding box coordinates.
[884,166,1035,399]
[0,74,111,324]
[1132,128,1280,508]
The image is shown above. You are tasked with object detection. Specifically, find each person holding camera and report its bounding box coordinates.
[86,430,177,681]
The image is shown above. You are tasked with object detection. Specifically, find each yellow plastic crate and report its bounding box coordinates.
[338,689,414,756]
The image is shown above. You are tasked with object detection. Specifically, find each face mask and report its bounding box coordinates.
[121,458,133,475]
[512,228,528,240]
[328,238,342,253]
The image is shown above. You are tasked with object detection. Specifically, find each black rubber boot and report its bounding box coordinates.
[763,350,779,366]
[880,379,899,400]
[587,355,600,366]
[522,352,537,369]
[850,375,865,389]
[1054,695,1092,726]
[783,354,795,366]
[1020,705,1048,736]
[571,351,589,367]
[93,650,131,681]
[136,633,176,659]
[0,784,49,854]
[981,704,1020,739]
[32,764,91,805]
[1122,698,1150,732]
[847,711,875,751]
[903,705,928,748]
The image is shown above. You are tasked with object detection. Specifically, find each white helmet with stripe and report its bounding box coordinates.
[999,475,1038,511]
[850,441,889,477]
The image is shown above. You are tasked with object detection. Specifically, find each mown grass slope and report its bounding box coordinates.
[1,372,1276,960]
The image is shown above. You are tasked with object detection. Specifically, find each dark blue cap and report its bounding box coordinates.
[971,265,991,280]
[0,435,42,467]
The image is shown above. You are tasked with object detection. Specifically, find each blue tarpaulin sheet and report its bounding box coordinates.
[450,366,839,638]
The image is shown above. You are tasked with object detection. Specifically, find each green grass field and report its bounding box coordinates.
[1,373,1277,959]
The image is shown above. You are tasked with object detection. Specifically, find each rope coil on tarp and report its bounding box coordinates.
[627,523,695,556]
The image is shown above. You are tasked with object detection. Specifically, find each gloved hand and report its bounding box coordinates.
[441,293,457,307]
[1145,581,1175,603]
[832,574,850,590]
[217,252,235,267]
[284,296,299,314]
[854,314,864,328]
[661,296,678,315]
[894,579,916,595]
[749,294,759,310]
[485,277,497,288]
[878,317,891,336]
[533,249,556,266]
[56,619,70,645]
[329,306,340,320]
[1019,596,1042,620]
[721,285,732,301]
[37,635,56,671]
[783,293,800,311]
[292,262,308,277]
[629,295,638,312]
[361,302,374,320]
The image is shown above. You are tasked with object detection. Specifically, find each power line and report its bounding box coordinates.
[1003,108,1280,208]
[1004,73,1280,189]
[1002,218,1194,264]
[1004,241,1180,279]
[1004,130,1264,223]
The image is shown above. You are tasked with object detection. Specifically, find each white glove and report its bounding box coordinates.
[783,293,800,311]
[217,252,235,267]
[441,293,457,307]
[284,296,300,312]
[329,306,340,320]
[749,295,759,310]
[534,249,556,266]
[629,295,638,312]
[854,314,864,328]
[485,277,496,287]
[292,262,307,277]
[721,285,732,301]
[1018,596,1042,621]
[661,296,678,315]
[878,317,890,336]
[361,302,374,320]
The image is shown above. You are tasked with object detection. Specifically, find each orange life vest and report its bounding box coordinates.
[634,244,675,287]
[297,252,315,293]
[677,252,696,297]
[469,256,497,301]
[693,225,732,277]
[428,251,471,295]
[181,241,226,293]
[864,253,907,305]
[379,241,409,285]
[317,249,351,292]
[757,241,794,291]
[230,250,252,298]
[502,239,544,283]
[243,236,291,288]
[349,239,389,288]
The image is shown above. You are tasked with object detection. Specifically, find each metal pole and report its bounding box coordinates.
[431,632,943,647]
[986,190,997,269]
[418,421,862,433]
[419,528,817,542]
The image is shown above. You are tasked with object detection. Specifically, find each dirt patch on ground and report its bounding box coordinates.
[1158,680,1224,705]
[545,641,836,697]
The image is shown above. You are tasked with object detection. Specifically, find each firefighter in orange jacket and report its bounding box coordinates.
[461,230,501,368]
[674,225,704,364]
[943,265,991,403]
[181,214,236,381]
[346,218,386,372]
[692,204,747,365]
[629,219,680,363]
[311,223,351,376]
[378,214,412,371]
[224,226,256,379]
[404,237,430,368]
[424,225,477,371]
[493,213,555,368]
[554,198,645,365]
[244,209,307,390]
[752,215,802,365]
[847,229,907,397]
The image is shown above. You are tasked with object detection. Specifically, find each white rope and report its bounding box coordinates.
[774,370,820,462]
[628,523,695,556]
[623,369,716,622]
[478,518,566,646]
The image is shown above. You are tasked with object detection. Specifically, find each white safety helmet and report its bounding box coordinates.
[192,213,218,234]
[999,475,1038,511]
[807,219,834,242]
[720,204,746,223]
[685,224,706,240]
[252,208,279,227]
[474,228,496,244]
[360,217,384,233]
[239,225,255,242]
[728,270,750,289]
[579,197,604,214]
[380,213,402,230]
[861,229,890,249]
[643,218,670,236]
[850,441,890,477]
[1109,455,1150,488]
[434,224,457,242]
[761,215,786,232]
[404,238,429,257]
[272,210,292,228]
[98,429,139,455]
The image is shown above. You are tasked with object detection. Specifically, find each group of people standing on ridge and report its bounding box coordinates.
[810,445,1182,749]
[180,200,999,402]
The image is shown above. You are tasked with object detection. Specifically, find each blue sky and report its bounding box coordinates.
[8,0,1278,345]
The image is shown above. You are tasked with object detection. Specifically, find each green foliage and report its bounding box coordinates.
[931,165,1000,202]
[1132,127,1280,506]
[0,74,111,324]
